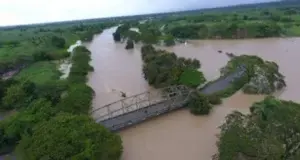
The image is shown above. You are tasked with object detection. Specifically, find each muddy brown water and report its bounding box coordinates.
[87,27,300,160]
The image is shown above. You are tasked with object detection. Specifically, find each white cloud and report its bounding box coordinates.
[0,0,274,26]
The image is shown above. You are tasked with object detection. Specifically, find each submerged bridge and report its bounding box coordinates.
[92,66,246,131]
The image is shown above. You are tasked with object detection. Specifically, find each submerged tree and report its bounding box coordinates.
[163,35,175,46]
[125,39,134,49]
[113,32,121,42]
[187,91,212,115]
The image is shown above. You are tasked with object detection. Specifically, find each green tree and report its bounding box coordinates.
[15,113,123,160]
[125,30,140,42]
[68,46,93,83]
[2,84,31,110]
[35,81,68,105]
[218,96,300,160]
[187,92,212,115]
[207,94,222,105]
[179,69,206,88]
[113,32,121,42]
[140,32,159,44]
[163,35,175,46]
[0,99,55,154]
[141,45,204,88]
[56,84,93,114]
[125,39,134,49]
[51,36,65,48]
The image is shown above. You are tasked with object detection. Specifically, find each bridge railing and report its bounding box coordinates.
[91,85,190,122]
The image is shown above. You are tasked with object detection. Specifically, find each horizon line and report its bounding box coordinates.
[0,0,285,28]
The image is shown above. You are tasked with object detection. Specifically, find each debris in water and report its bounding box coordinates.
[121,92,127,98]
[226,52,236,58]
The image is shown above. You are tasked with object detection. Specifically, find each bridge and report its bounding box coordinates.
[91,66,246,131]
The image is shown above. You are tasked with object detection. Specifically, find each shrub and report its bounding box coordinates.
[125,39,134,49]
[179,69,206,88]
[187,92,212,115]
[207,94,222,105]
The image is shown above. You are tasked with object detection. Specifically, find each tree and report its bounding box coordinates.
[125,30,140,42]
[140,32,159,44]
[0,79,18,102]
[113,32,121,42]
[2,84,31,110]
[56,84,93,114]
[164,35,175,46]
[32,49,51,61]
[207,94,222,105]
[0,99,55,154]
[15,113,123,160]
[68,46,93,83]
[179,69,206,88]
[141,45,204,88]
[125,39,134,49]
[187,92,212,115]
[35,81,68,105]
[217,96,300,159]
[51,36,65,48]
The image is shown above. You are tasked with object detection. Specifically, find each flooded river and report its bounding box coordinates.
[87,27,300,160]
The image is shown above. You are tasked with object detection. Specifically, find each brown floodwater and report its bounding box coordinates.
[87,27,300,160]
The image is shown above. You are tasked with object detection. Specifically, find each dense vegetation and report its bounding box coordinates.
[111,1,300,47]
[141,45,205,88]
[16,113,122,160]
[203,54,286,98]
[0,21,123,159]
[187,91,212,115]
[217,96,300,159]
[1,1,300,159]
[162,4,300,39]
[0,22,113,76]
[125,39,134,49]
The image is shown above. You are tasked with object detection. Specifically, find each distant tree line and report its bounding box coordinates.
[165,21,283,39]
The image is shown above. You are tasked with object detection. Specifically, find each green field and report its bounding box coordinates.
[14,61,61,85]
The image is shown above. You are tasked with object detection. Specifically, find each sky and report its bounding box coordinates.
[0,0,276,26]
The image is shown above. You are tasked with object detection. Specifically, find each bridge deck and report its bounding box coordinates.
[96,67,246,131]
[100,99,186,131]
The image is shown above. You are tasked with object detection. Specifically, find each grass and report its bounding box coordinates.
[179,69,206,88]
[14,61,61,85]
[285,25,300,36]
[0,28,81,67]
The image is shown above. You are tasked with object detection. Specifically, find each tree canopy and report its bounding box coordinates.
[141,45,205,88]
[217,96,300,160]
[125,39,134,49]
[16,113,123,160]
[187,91,212,115]
[213,54,286,97]
[51,36,66,48]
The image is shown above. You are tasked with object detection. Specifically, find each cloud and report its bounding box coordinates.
[0,0,275,26]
